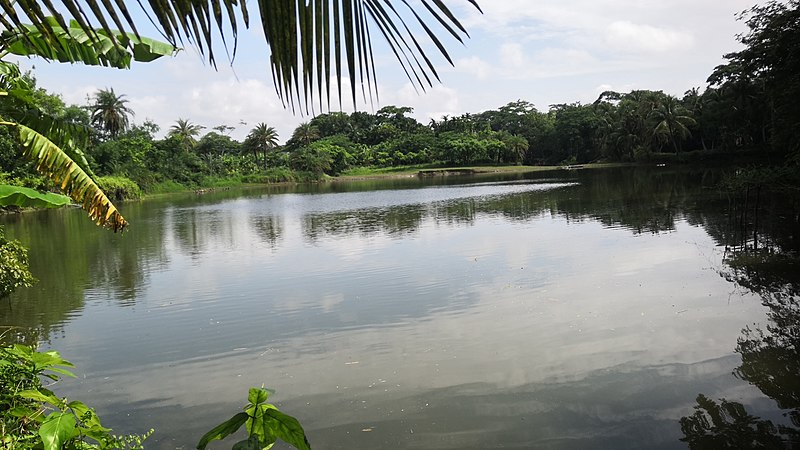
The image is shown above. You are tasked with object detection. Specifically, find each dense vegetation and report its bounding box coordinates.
[1,0,798,448]
[1,0,797,201]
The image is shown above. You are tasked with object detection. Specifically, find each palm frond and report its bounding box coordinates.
[0,0,480,110]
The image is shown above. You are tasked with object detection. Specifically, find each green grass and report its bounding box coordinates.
[339,164,439,177]
[199,176,245,188]
[147,180,188,194]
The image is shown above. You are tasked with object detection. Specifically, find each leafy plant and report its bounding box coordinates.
[0,343,152,449]
[0,225,36,299]
[197,387,311,450]
[96,176,143,201]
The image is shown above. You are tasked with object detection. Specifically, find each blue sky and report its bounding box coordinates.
[15,0,755,143]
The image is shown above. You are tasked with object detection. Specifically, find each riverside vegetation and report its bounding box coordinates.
[1,0,799,449]
[2,2,799,201]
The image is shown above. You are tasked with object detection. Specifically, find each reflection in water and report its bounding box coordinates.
[679,181,800,449]
[2,167,799,448]
[251,215,283,249]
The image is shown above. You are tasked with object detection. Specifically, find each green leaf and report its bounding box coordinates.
[39,411,77,450]
[0,185,72,209]
[7,405,39,419]
[232,435,263,450]
[30,349,76,375]
[2,121,128,231]
[19,389,65,408]
[262,408,311,450]
[196,412,249,450]
[248,387,271,405]
[245,404,277,447]
[0,1,479,110]
[1,20,176,69]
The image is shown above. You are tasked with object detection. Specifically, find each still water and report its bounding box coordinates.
[2,167,797,449]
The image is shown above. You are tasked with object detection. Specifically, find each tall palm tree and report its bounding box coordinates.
[0,1,479,231]
[168,118,205,152]
[650,96,697,153]
[244,123,279,168]
[2,1,481,110]
[90,88,133,138]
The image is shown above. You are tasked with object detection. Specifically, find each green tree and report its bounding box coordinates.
[289,122,320,148]
[167,118,205,152]
[709,0,800,162]
[90,88,133,139]
[243,123,279,169]
[650,95,696,153]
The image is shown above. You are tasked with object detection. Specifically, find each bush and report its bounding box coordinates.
[96,176,143,201]
[0,226,35,300]
[0,344,152,449]
[0,343,310,450]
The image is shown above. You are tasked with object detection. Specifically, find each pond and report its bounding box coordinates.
[2,166,798,449]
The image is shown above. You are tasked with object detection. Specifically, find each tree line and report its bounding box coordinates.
[2,0,797,199]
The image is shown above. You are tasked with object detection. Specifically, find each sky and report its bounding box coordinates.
[14,0,756,143]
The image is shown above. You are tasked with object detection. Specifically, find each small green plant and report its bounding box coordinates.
[0,343,152,449]
[0,226,36,300]
[197,387,311,450]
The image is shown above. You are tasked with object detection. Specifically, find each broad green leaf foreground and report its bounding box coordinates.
[1,18,177,69]
[0,185,71,209]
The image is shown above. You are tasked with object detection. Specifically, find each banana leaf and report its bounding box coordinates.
[0,184,71,208]
[0,18,176,69]
[1,120,127,231]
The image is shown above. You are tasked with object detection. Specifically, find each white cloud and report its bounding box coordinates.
[386,83,461,124]
[605,21,694,53]
[18,0,758,140]
[454,56,492,80]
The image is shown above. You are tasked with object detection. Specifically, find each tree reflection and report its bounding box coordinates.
[250,215,283,249]
[680,182,800,449]
[302,204,425,241]
[679,394,796,449]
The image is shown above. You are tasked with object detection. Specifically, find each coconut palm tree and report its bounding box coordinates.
[650,96,697,153]
[1,1,480,110]
[244,123,279,168]
[0,1,479,231]
[90,88,133,139]
[168,118,205,152]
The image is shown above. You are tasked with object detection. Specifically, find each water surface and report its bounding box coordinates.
[1,167,796,449]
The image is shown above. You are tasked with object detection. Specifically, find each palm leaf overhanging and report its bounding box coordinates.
[0,0,482,112]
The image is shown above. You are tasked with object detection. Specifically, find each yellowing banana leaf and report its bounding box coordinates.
[1,18,176,69]
[0,184,72,208]
[5,122,127,231]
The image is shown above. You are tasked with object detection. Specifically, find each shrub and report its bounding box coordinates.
[0,344,152,449]
[96,176,143,201]
[0,226,35,300]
